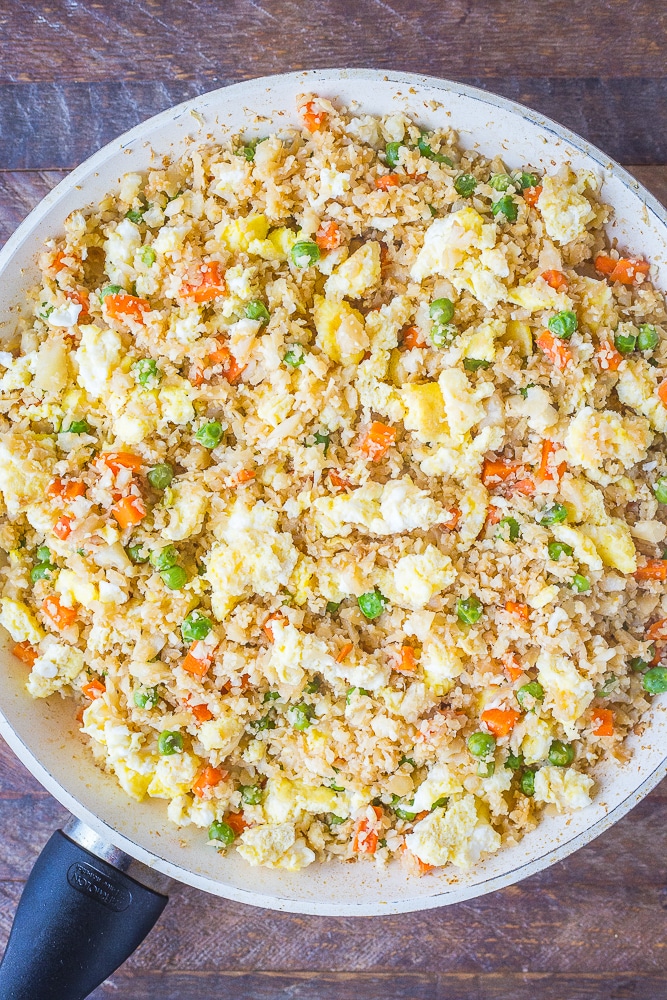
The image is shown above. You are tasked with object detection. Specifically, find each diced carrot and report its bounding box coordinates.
[481,707,521,738]
[103,293,150,324]
[182,642,212,678]
[53,514,73,540]
[52,250,69,273]
[523,185,542,207]
[401,325,426,350]
[541,269,568,291]
[180,261,226,303]
[42,596,77,630]
[208,341,246,384]
[193,765,226,798]
[65,287,90,319]
[658,380,667,407]
[301,100,327,132]
[189,365,205,387]
[646,618,667,642]
[513,478,536,497]
[398,842,435,874]
[226,811,249,836]
[486,505,503,525]
[82,679,105,700]
[481,457,522,485]
[537,329,573,370]
[352,807,382,854]
[239,673,251,691]
[501,651,523,683]
[595,254,650,285]
[596,340,623,372]
[103,452,143,474]
[375,174,401,191]
[329,469,354,491]
[191,703,214,723]
[536,440,566,482]
[235,469,256,485]
[592,708,614,737]
[336,642,353,664]
[263,611,287,642]
[12,641,37,667]
[111,495,146,529]
[505,601,529,620]
[48,479,86,499]
[315,220,341,250]
[635,559,667,582]
[397,645,417,673]
[440,507,461,531]
[360,421,396,461]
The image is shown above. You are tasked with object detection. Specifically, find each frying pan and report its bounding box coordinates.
[0,68,666,999]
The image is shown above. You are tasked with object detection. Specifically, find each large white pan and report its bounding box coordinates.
[0,68,666,998]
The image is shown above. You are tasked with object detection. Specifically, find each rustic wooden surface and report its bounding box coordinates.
[2,1,667,997]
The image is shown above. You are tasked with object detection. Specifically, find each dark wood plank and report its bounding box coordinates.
[1,0,665,83]
[2,77,667,169]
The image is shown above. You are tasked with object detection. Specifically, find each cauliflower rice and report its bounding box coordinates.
[1,94,667,875]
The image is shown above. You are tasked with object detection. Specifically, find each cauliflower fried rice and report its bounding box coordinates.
[1,93,667,874]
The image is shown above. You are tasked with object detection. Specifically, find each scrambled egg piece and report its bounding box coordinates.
[564,406,652,484]
[412,763,463,812]
[0,597,45,644]
[507,277,571,314]
[451,258,508,311]
[617,360,667,434]
[438,369,492,443]
[512,385,558,435]
[503,320,533,357]
[458,476,489,549]
[27,641,84,698]
[31,337,71,398]
[263,775,350,823]
[537,167,598,245]
[56,568,98,609]
[147,751,201,799]
[537,651,594,738]
[551,524,603,571]
[264,621,335,690]
[579,519,637,574]
[313,477,443,538]
[113,390,159,444]
[420,632,464,694]
[237,822,316,870]
[325,242,381,299]
[459,317,503,362]
[104,218,142,287]
[163,483,209,541]
[197,712,245,755]
[365,295,413,354]
[405,796,501,869]
[160,379,196,425]
[76,325,123,399]
[0,431,55,517]
[206,498,298,619]
[571,275,617,332]
[533,767,594,812]
[218,213,269,252]
[559,476,608,524]
[519,716,554,766]
[402,381,448,444]
[410,207,488,281]
[313,296,369,365]
[383,545,456,611]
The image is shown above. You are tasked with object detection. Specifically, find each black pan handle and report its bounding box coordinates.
[0,824,168,1000]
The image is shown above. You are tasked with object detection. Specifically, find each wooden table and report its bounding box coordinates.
[1,2,667,996]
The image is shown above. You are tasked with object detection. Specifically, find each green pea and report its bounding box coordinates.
[548,740,574,767]
[431,796,448,809]
[38,304,55,320]
[385,141,403,168]
[571,574,590,593]
[147,463,174,490]
[326,601,341,614]
[263,691,280,702]
[312,431,330,454]
[134,686,159,709]
[357,589,388,620]
[284,345,306,368]
[548,311,578,340]
[516,681,544,709]
[596,674,618,698]
[140,246,156,267]
[181,610,213,643]
[290,702,315,730]
[454,174,477,197]
[477,760,495,778]
[253,714,276,731]
[638,324,660,351]
[240,785,263,805]
[653,478,667,504]
[328,814,346,825]
[467,731,496,757]
[489,173,514,191]
[244,300,270,325]
[496,517,520,542]
[208,820,235,845]
[518,384,535,398]
[629,656,650,673]
[463,358,491,371]
[65,419,89,434]
[394,802,417,821]
[643,666,667,694]
[615,331,637,354]
[31,563,53,582]
[132,359,159,387]
[36,546,51,563]
[304,676,321,694]
[150,545,178,571]
[127,543,149,564]
[429,298,455,324]
[539,503,568,525]
[491,195,518,222]
[398,755,416,768]
[99,284,124,301]
[457,595,483,625]
[548,541,573,561]
[195,421,224,449]
[125,208,145,224]
[520,769,536,796]
[329,779,345,792]
[161,565,188,590]
[417,132,452,165]
[290,241,320,268]
[505,752,524,771]
[158,730,183,755]
[431,323,458,348]
[346,687,370,704]
[515,171,539,190]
